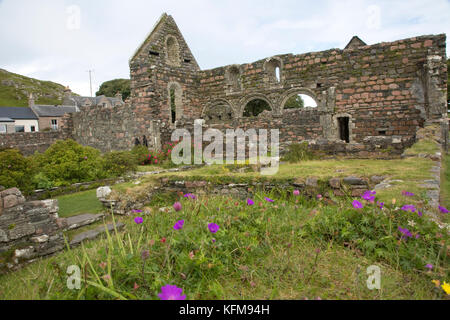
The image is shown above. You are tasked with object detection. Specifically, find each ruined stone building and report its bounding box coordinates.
[2,13,448,156]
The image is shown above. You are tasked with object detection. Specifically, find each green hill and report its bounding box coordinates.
[0,68,72,107]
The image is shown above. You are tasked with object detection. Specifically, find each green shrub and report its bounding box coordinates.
[31,172,54,190]
[281,142,317,163]
[39,139,106,186]
[102,151,137,177]
[0,149,34,192]
[130,145,149,165]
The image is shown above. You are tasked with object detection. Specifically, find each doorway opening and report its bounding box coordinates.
[338,117,350,143]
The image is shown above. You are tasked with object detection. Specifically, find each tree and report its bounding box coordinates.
[243,99,271,117]
[96,79,131,101]
[284,94,305,109]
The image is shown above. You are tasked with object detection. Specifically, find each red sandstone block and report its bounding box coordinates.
[424,40,433,47]
[343,88,355,94]
[411,42,422,48]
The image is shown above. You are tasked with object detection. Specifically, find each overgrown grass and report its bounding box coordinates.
[56,190,104,218]
[403,139,440,156]
[0,192,447,300]
[442,154,450,210]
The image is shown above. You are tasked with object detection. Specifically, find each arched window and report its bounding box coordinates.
[166,36,180,66]
[265,58,282,84]
[203,100,234,123]
[284,93,318,109]
[226,66,241,92]
[168,82,182,124]
[243,99,271,117]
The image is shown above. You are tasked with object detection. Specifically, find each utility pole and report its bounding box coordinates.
[87,69,94,97]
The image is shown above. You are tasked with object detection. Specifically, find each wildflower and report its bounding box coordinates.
[247,198,254,206]
[401,205,416,213]
[149,239,155,246]
[317,194,323,200]
[265,197,274,203]
[133,209,143,214]
[99,262,107,269]
[438,206,449,214]
[408,220,416,227]
[441,282,450,295]
[362,190,376,202]
[161,237,166,243]
[293,190,300,196]
[102,274,111,281]
[352,200,363,209]
[134,217,144,225]
[141,250,150,260]
[188,251,195,260]
[417,211,423,217]
[158,284,186,300]
[133,283,140,291]
[173,202,182,212]
[173,220,185,230]
[402,191,415,197]
[432,280,440,288]
[398,227,412,239]
[392,198,397,205]
[377,202,384,210]
[208,223,220,234]
[84,156,88,160]
[212,239,216,243]
[425,264,433,271]
[184,193,197,200]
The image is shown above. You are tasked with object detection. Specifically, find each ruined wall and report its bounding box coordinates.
[0,187,64,271]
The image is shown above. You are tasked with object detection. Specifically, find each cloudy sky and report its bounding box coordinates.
[0,0,449,96]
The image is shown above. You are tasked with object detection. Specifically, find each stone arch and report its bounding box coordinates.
[240,94,274,118]
[201,99,235,123]
[263,57,284,85]
[225,65,242,93]
[165,35,180,66]
[280,88,320,112]
[167,81,183,125]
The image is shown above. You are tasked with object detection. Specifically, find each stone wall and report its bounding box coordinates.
[0,187,64,271]
[0,114,72,156]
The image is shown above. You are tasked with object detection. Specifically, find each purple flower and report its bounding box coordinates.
[417,211,423,217]
[173,220,185,230]
[425,264,433,270]
[133,209,143,214]
[293,190,300,196]
[265,197,274,203]
[183,193,197,200]
[212,239,216,243]
[398,227,412,239]
[402,191,415,197]
[173,202,182,212]
[208,223,220,234]
[158,284,186,300]
[362,190,376,203]
[352,200,363,209]
[134,217,143,225]
[401,205,416,213]
[247,198,255,206]
[377,202,384,210]
[438,206,449,214]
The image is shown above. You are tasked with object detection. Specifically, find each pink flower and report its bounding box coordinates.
[173,202,182,212]
[352,200,363,209]
[293,190,300,196]
[208,223,220,234]
[158,284,186,300]
[134,217,144,224]
[173,220,185,230]
[247,198,254,206]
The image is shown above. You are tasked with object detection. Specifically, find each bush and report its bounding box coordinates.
[38,139,106,186]
[281,142,317,163]
[130,145,149,165]
[0,149,34,192]
[102,151,137,177]
[31,172,54,190]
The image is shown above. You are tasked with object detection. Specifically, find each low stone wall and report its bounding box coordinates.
[0,131,68,156]
[0,187,64,272]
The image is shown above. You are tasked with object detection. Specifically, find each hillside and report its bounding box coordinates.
[0,68,72,107]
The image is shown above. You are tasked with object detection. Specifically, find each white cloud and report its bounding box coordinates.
[0,0,448,96]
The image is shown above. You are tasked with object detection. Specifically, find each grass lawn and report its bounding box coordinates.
[56,190,104,218]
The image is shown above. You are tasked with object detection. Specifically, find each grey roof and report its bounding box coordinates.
[0,107,38,120]
[67,95,124,108]
[32,105,79,117]
[0,117,14,122]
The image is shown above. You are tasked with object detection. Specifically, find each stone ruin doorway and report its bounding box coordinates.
[338,117,350,143]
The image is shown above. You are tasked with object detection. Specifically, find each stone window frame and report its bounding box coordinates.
[225,65,242,94]
[279,88,321,114]
[165,35,181,67]
[239,94,274,118]
[263,57,284,87]
[201,99,236,123]
[333,113,354,143]
[167,81,183,127]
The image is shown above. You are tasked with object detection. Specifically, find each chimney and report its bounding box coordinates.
[115,92,123,101]
[28,93,35,107]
